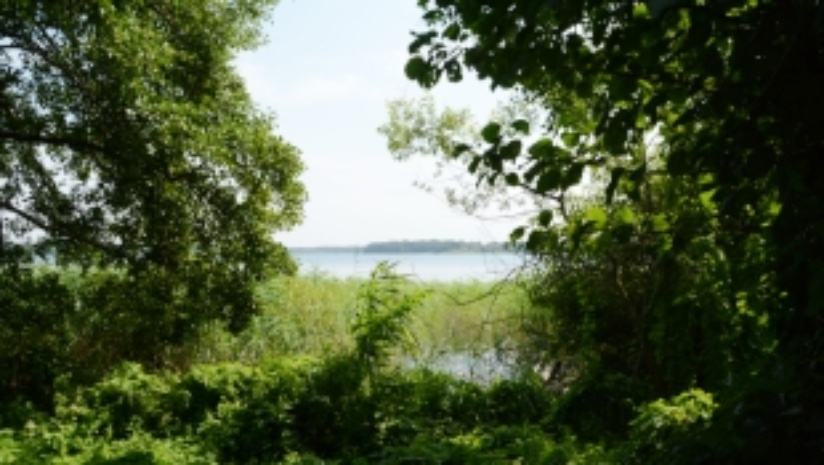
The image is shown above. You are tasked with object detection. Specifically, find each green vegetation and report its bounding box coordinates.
[3,0,823,463]
[191,271,525,367]
[0,266,563,464]
[1,0,304,405]
[398,0,824,462]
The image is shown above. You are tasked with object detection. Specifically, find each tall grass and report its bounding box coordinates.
[191,271,527,366]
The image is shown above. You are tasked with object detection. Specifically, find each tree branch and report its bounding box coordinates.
[0,129,104,153]
[0,200,120,257]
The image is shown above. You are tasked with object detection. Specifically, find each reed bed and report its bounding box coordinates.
[191,271,527,365]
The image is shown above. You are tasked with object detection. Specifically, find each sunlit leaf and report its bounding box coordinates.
[585,206,608,226]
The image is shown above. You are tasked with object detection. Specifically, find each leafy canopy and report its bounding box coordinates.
[0,0,305,360]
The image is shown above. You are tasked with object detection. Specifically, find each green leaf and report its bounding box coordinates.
[404,56,428,81]
[561,131,580,147]
[468,156,482,174]
[538,210,553,227]
[633,3,651,19]
[505,173,520,186]
[563,163,585,188]
[699,190,716,209]
[484,146,503,171]
[500,140,522,159]
[651,214,669,232]
[510,226,526,242]
[528,138,558,159]
[481,122,502,143]
[536,169,562,193]
[452,143,471,158]
[570,220,596,249]
[585,206,608,226]
[511,119,530,134]
[526,230,547,251]
[524,161,545,182]
[408,31,436,53]
[443,23,461,40]
[616,206,636,224]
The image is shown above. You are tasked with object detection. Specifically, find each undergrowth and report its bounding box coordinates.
[0,264,726,463]
[0,264,581,464]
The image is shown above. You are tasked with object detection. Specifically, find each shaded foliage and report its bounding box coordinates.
[402,0,824,461]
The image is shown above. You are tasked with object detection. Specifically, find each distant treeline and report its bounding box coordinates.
[290,240,512,254]
[363,240,509,254]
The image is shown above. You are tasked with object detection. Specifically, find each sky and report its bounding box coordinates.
[233,0,525,247]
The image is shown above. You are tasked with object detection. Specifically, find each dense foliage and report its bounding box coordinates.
[0,265,741,463]
[1,0,304,405]
[0,267,568,464]
[402,0,824,461]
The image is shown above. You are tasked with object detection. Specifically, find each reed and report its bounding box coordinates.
[190,271,527,365]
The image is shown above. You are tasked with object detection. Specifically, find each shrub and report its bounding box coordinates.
[625,388,717,463]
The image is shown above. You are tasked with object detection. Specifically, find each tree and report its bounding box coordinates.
[0,0,304,403]
[403,0,824,459]
[379,93,550,215]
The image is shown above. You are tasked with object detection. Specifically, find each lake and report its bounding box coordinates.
[290,250,525,282]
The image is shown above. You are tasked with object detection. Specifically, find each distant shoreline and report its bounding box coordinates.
[289,240,515,255]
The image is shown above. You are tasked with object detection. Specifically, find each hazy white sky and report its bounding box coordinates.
[235,0,524,247]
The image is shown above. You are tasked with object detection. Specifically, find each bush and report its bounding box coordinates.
[624,388,717,464]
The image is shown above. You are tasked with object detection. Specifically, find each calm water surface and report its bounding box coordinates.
[290,251,524,282]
